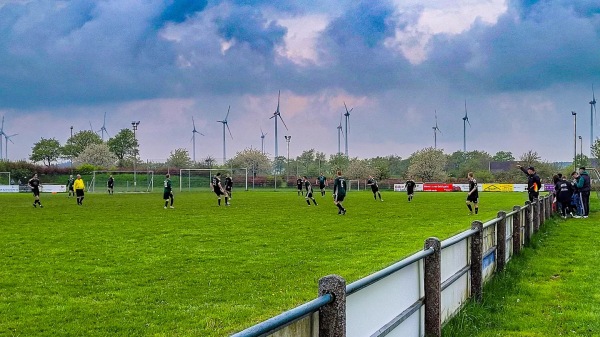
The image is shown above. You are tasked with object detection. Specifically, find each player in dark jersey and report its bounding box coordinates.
[163,173,174,209]
[303,176,318,206]
[224,175,233,204]
[212,173,226,206]
[296,177,304,196]
[333,170,347,215]
[67,175,75,198]
[367,175,383,201]
[466,172,479,215]
[107,175,114,195]
[405,177,416,202]
[316,173,327,197]
[28,173,43,208]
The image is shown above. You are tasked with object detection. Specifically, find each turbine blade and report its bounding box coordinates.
[103,111,107,126]
[225,105,231,121]
[279,114,289,130]
[276,90,281,113]
[226,123,233,139]
[192,116,196,130]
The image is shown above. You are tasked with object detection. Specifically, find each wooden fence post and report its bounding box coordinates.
[533,198,540,232]
[496,211,507,272]
[470,221,484,302]
[540,196,546,224]
[524,201,531,246]
[512,206,521,256]
[424,237,441,337]
[319,275,346,337]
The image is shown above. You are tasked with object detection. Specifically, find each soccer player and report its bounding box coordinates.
[28,173,43,208]
[107,175,114,195]
[163,173,174,209]
[296,177,304,196]
[333,170,347,215]
[466,172,478,215]
[212,172,226,206]
[67,174,75,198]
[367,175,383,201]
[405,177,416,202]
[316,173,327,197]
[74,174,85,206]
[516,165,541,202]
[303,176,318,206]
[224,174,233,203]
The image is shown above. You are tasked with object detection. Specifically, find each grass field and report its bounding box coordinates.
[1,189,531,336]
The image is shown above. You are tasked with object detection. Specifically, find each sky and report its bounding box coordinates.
[0,0,599,164]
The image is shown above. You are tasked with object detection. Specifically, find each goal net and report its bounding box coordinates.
[179,168,248,192]
[347,179,363,191]
[90,171,154,193]
[0,172,10,185]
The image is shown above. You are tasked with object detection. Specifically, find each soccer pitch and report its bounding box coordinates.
[1,190,529,336]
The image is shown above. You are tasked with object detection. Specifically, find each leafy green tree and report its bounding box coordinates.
[407,147,447,182]
[228,148,272,174]
[518,150,541,167]
[62,130,103,159]
[30,138,62,166]
[107,129,138,166]
[167,148,192,168]
[368,157,391,180]
[493,151,515,161]
[591,138,600,160]
[329,153,349,173]
[73,143,117,169]
[345,158,373,180]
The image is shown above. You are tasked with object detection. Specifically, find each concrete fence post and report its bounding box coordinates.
[318,275,346,337]
[512,206,521,256]
[470,221,484,302]
[424,237,441,337]
[524,201,531,246]
[496,211,507,272]
[533,198,540,232]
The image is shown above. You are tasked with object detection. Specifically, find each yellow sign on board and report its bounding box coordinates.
[482,184,514,192]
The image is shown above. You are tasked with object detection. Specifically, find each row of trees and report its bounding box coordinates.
[27,129,598,183]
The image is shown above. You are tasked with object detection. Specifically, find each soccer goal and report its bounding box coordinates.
[347,179,363,191]
[90,171,154,193]
[179,168,248,192]
[0,172,10,185]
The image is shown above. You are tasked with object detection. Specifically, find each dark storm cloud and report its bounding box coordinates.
[423,0,600,93]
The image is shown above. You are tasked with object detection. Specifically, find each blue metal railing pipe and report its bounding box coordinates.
[440,228,479,249]
[346,247,435,295]
[231,294,333,337]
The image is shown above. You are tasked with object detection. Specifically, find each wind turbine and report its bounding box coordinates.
[98,112,110,141]
[343,102,353,157]
[0,116,5,160]
[337,112,344,155]
[269,90,288,159]
[590,85,596,154]
[217,106,233,165]
[432,110,442,149]
[4,133,17,160]
[260,127,268,155]
[462,100,471,152]
[191,116,204,163]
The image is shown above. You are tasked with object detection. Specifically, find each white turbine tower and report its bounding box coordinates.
[590,85,596,154]
[191,116,204,163]
[270,90,288,159]
[217,106,233,165]
[4,133,17,160]
[432,110,442,149]
[343,102,353,157]
[462,100,471,152]
[337,112,344,155]
[0,116,5,160]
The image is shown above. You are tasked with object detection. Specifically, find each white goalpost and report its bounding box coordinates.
[348,179,363,191]
[90,171,154,193]
[179,168,248,192]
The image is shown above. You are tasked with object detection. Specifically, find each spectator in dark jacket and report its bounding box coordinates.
[554,175,573,218]
[517,165,542,202]
[576,167,591,218]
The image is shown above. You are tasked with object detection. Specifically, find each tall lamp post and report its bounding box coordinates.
[131,121,140,191]
[579,135,583,165]
[70,126,73,174]
[284,135,291,186]
[572,111,577,168]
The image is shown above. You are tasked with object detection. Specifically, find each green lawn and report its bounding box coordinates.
[443,198,600,337]
[1,190,530,336]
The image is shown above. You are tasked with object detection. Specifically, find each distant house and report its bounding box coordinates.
[489,161,518,173]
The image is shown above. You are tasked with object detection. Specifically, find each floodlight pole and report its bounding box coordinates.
[132,121,140,191]
[572,111,577,168]
[579,135,583,162]
[70,126,73,174]
[285,135,291,186]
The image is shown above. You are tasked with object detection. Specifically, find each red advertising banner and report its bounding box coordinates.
[422,183,454,192]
